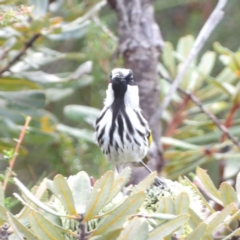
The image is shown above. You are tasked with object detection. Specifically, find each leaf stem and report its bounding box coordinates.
[165,95,190,137]
[162,77,240,149]
[3,116,31,191]
[219,103,239,183]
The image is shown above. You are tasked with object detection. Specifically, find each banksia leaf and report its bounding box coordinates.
[67,171,91,214]
[148,214,189,240]
[219,182,238,207]
[93,191,146,236]
[53,174,77,216]
[185,222,207,240]
[29,211,65,240]
[117,217,148,240]
[84,170,114,221]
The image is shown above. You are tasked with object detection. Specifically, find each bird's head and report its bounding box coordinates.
[110,68,136,98]
[104,68,139,108]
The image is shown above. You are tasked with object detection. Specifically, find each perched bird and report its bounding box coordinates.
[95,68,164,185]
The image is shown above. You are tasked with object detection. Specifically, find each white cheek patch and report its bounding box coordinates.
[124,85,139,108]
[104,81,140,110]
[104,83,114,107]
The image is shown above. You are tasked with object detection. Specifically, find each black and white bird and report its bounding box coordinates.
[95,68,166,186]
[95,68,159,175]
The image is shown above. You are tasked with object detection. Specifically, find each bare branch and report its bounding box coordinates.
[150,0,227,125]
[163,77,240,148]
[0,33,41,76]
[3,116,31,191]
[92,16,118,42]
[71,0,107,25]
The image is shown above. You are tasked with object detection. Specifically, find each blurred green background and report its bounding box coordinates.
[1,0,240,210]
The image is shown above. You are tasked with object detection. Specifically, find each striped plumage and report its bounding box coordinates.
[95,68,152,171]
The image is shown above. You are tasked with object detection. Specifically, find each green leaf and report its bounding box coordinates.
[148,214,189,240]
[53,174,77,216]
[29,0,49,19]
[221,226,240,240]
[116,217,148,240]
[29,211,65,240]
[0,183,4,206]
[0,117,20,138]
[0,204,7,221]
[93,191,146,236]
[185,222,207,240]
[91,229,122,240]
[215,67,236,83]
[188,208,202,229]
[47,20,90,40]
[184,177,215,214]
[198,51,216,76]
[196,168,221,202]
[106,177,125,204]
[7,212,38,240]
[227,52,240,73]
[24,127,59,145]
[46,88,74,102]
[71,61,92,80]
[185,125,240,144]
[64,105,100,123]
[148,213,176,221]
[162,42,176,78]
[213,42,232,56]
[161,137,200,150]
[157,196,175,215]
[177,35,194,59]
[206,204,234,233]
[67,171,91,214]
[131,171,157,195]
[174,192,190,215]
[19,71,66,84]
[17,178,51,226]
[14,178,66,217]
[117,167,132,184]
[190,51,216,91]
[219,182,238,206]
[207,78,235,96]
[236,172,240,203]
[203,235,214,240]
[233,82,240,104]
[0,90,46,108]
[84,171,114,221]
[57,124,94,143]
[0,77,41,91]
[106,167,131,203]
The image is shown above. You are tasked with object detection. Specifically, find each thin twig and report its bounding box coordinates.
[165,95,190,137]
[220,104,239,142]
[3,116,31,191]
[0,33,41,76]
[92,16,118,42]
[71,0,107,25]
[163,77,240,148]
[150,0,227,125]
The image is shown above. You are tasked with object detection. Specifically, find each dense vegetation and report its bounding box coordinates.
[0,0,240,239]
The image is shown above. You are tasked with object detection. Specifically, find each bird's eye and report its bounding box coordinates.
[127,75,135,85]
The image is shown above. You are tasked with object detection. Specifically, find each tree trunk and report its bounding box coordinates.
[108,0,164,183]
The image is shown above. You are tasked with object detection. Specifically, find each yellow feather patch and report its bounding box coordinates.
[148,131,152,146]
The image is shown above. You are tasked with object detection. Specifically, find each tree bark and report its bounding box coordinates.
[108,0,164,183]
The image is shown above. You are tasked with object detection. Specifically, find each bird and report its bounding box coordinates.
[95,68,164,185]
